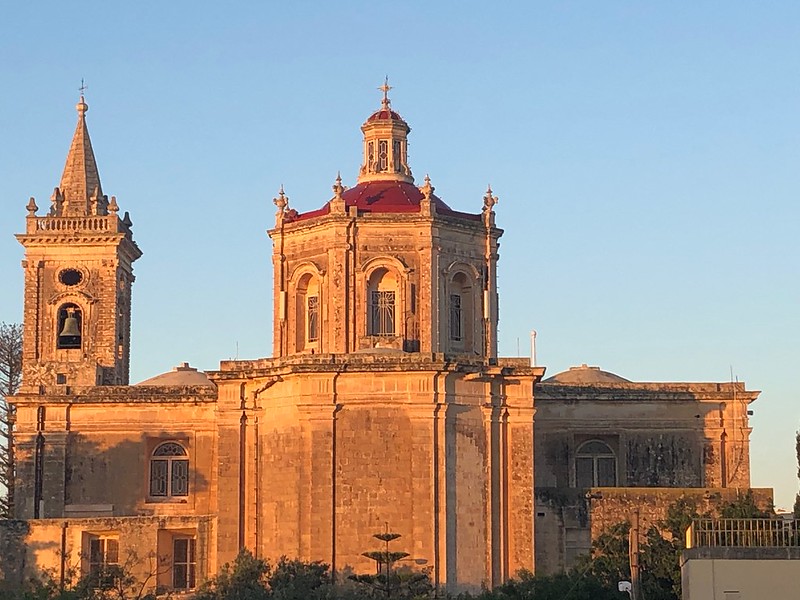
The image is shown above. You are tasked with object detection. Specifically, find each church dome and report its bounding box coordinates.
[366,108,406,123]
[341,179,451,214]
[135,362,214,386]
[543,364,630,384]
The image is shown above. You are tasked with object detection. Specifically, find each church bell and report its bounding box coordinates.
[59,309,81,338]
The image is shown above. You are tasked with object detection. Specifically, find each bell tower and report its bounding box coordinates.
[16,95,142,390]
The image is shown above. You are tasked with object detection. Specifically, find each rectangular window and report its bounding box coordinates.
[307,295,319,342]
[597,457,617,486]
[150,459,168,496]
[393,140,401,170]
[370,291,395,335]
[576,457,594,488]
[171,459,190,496]
[449,294,462,341]
[173,538,197,590]
[89,537,119,576]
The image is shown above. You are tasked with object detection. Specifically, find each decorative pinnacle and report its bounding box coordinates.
[26,197,38,216]
[483,185,498,211]
[420,174,434,200]
[332,171,344,198]
[379,76,392,109]
[273,185,288,212]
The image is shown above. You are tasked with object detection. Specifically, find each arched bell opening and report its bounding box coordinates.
[56,303,83,350]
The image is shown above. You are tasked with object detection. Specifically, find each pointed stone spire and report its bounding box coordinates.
[58,94,104,216]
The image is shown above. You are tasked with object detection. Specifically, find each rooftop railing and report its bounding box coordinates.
[686,518,800,549]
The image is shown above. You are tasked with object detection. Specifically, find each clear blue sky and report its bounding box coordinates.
[1,2,798,509]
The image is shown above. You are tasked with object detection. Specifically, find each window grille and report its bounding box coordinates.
[370,290,395,335]
[150,442,189,497]
[307,295,319,342]
[449,294,462,341]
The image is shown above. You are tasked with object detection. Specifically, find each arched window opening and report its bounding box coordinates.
[150,442,189,498]
[57,303,82,349]
[393,140,402,171]
[448,272,474,351]
[295,273,320,351]
[575,440,617,487]
[368,267,397,336]
[378,140,389,172]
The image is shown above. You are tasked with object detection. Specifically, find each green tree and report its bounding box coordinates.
[350,530,432,599]
[718,490,772,519]
[0,322,23,519]
[793,429,799,518]
[267,557,332,600]
[195,550,270,600]
[474,569,624,600]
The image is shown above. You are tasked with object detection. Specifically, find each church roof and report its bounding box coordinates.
[135,362,214,387]
[366,108,405,123]
[59,96,103,206]
[543,364,630,384]
[289,180,481,222]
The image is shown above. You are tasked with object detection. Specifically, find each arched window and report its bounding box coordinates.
[295,273,320,351]
[150,442,189,497]
[448,272,473,351]
[56,303,82,349]
[378,140,389,171]
[367,267,397,336]
[575,440,617,487]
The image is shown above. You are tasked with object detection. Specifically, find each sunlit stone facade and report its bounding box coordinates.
[5,87,763,594]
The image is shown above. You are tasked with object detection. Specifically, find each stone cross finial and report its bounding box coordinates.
[379,76,392,109]
[26,197,38,216]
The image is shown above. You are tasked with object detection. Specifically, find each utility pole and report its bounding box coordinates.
[629,510,640,600]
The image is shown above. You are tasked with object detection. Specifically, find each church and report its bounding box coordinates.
[4,87,767,594]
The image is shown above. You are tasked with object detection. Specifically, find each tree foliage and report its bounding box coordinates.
[794,429,800,518]
[0,321,23,519]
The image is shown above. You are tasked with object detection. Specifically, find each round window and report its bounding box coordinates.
[59,269,83,286]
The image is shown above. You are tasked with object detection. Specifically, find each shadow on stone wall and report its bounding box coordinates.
[6,431,212,592]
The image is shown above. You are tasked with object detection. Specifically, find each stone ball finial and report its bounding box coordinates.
[77,96,88,115]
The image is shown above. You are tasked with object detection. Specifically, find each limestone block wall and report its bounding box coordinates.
[0,516,214,593]
[211,354,542,594]
[533,487,775,575]
[11,386,217,520]
[534,382,758,490]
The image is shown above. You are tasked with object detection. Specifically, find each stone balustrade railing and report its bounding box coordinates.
[27,214,125,234]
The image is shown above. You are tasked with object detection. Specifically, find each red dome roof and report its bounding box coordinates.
[366,108,406,123]
[288,180,481,222]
